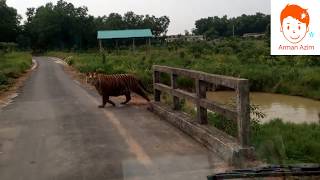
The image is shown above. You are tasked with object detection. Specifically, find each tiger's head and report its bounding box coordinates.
[86,72,98,85]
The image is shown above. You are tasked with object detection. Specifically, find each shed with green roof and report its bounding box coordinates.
[97,29,153,51]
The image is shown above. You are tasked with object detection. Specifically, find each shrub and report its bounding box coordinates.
[187,41,212,58]
[252,119,320,164]
[208,113,238,137]
[0,72,8,85]
[65,56,74,65]
[0,42,17,52]
[0,52,31,90]
[208,103,264,137]
[179,51,185,58]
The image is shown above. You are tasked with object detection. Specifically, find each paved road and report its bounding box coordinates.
[0,57,227,180]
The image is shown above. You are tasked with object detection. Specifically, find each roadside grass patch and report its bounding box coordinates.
[252,119,320,164]
[0,52,32,91]
[206,111,320,164]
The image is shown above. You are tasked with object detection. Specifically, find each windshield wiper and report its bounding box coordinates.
[208,164,320,180]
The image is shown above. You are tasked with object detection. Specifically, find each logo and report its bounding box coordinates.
[271,0,320,55]
[280,4,309,44]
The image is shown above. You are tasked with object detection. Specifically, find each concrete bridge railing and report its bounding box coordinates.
[152,65,250,148]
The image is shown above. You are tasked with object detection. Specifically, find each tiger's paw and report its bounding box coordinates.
[98,105,105,108]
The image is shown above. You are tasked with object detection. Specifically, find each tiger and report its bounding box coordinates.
[86,72,150,108]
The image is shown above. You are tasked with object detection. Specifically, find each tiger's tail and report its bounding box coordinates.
[138,80,152,94]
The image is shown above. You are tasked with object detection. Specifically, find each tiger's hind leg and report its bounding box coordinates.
[134,86,150,102]
[107,97,116,107]
[99,95,115,108]
[121,92,131,105]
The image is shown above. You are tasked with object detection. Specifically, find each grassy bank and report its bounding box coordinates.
[203,111,320,164]
[182,105,320,164]
[252,119,320,164]
[0,52,32,91]
[46,39,320,100]
[196,101,320,164]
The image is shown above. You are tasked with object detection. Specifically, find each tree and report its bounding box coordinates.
[154,16,170,36]
[193,13,270,39]
[104,13,125,29]
[24,0,94,50]
[101,12,170,37]
[21,1,170,50]
[26,8,35,23]
[0,0,21,42]
[123,11,144,29]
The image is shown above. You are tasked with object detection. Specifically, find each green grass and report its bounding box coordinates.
[251,119,320,164]
[0,52,32,91]
[206,112,320,164]
[46,39,320,100]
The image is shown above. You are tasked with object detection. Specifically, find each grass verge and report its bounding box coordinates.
[0,52,32,92]
[251,119,320,164]
[206,111,320,164]
[207,109,320,164]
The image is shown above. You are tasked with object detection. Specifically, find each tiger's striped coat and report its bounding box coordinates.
[87,73,150,107]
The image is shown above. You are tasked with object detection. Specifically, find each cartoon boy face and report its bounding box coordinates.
[280,4,310,44]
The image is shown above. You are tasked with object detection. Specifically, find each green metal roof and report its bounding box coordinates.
[97,29,153,39]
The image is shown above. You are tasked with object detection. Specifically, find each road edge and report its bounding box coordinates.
[0,58,38,109]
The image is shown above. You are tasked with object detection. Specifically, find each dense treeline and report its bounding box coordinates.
[0,0,272,50]
[193,13,270,39]
[0,0,21,43]
[0,0,170,50]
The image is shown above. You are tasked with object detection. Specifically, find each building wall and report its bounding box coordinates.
[166,35,205,42]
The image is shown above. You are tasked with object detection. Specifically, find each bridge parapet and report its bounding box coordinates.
[151,65,254,165]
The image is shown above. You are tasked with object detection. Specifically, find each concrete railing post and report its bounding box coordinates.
[154,71,161,102]
[171,73,180,110]
[236,80,250,147]
[196,80,208,124]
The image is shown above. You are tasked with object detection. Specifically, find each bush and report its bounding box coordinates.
[187,41,212,58]
[179,51,185,58]
[0,52,32,90]
[207,103,264,137]
[208,113,238,137]
[0,42,17,53]
[65,56,74,65]
[252,119,320,164]
[0,72,8,85]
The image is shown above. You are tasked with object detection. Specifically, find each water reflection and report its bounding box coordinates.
[192,91,320,124]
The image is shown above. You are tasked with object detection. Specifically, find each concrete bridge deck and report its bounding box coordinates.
[0,57,228,180]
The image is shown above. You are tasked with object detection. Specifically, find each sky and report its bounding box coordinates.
[7,0,270,34]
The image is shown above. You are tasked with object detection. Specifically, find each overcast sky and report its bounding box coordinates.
[7,0,270,34]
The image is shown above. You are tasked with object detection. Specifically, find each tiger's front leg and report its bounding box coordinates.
[98,95,107,108]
